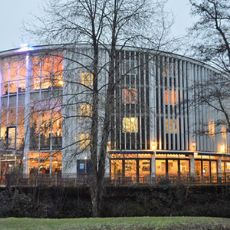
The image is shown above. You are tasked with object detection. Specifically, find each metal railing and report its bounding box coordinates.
[1,173,230,187]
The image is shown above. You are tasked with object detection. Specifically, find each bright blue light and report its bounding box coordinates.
[17,43,35,52]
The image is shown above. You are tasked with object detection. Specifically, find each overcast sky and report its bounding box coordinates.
[0,0,196,51]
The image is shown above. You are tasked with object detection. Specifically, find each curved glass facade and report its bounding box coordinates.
[0,45,229,183]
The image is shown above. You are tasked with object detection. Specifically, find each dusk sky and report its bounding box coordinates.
[0,0,196,51]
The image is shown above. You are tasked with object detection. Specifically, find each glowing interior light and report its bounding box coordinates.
[58,80,64,86]
[220,144,226,153]
[151,141,157,151]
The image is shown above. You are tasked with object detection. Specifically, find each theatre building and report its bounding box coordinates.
[0,44,229,183]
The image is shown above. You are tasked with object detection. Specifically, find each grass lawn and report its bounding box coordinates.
[0,217,230,230]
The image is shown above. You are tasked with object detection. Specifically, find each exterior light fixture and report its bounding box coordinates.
[151,141,157,151]
[192,141,196,151]
[220,143,226,153]
[17,43,35,52]
[107,141,111,151]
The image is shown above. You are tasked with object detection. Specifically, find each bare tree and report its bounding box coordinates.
[188,0,230,137]
[23,0,176,216]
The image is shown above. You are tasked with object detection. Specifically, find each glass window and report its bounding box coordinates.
[32,77,40,90]
[226,162,230,173]
[2,83,8,95]
[80,104,92,117]
[211,161,217,174]
[32,57,41,77]
[209,121,215,137]
[80,133,90,149]
[165,118,177,132]
[17,106,25,150]
[18,60,26,79]
[195,160,201,176]
[180,160,189,175]
[168,160,178,176]
[81,72,93,86]
[3,69,9,82]
[122,89,137,104]
[41,76,52,89]
[53,75,64,88]
[156,160,166,176]
[122,117,138,133]
[9,81,17,94]
[165,89,177,104]
[41,56,52,76]
[111,160,123,180]
[203,161,210,177]
[124,159,137,180]
[222,126,226,139]
[18,79,26,92]
[6,126,16,149]
[53,55,63,75]
[9,61,18,81]
[39,152,51,174]
[139,159,151,180]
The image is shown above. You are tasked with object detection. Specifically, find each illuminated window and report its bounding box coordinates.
[53,55,63,75]
[18,60,26,79]
[80,104,92,117]
[53,75,64,87]
[41,56,52,76]
[122,117,138,132]
[53,55,63,87]
[32,57,41,77]
[81,72,93,86]
[31,55,63,90]
[165,90,177,104]
[41,76,52,89]
[80,133,90,149]
[122,89,137,103]
[222,126,227,139]
[165,119,177,132]
[9,61,18,81]
[6,126,16,149]
[1,59,26,94]
[209,121,215,137]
